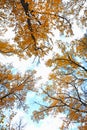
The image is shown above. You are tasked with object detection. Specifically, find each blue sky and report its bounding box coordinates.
[0,2,87,129]
[0,28,85,130]
[0,26,65,129]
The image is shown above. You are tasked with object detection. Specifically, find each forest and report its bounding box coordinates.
[0,0,87,129]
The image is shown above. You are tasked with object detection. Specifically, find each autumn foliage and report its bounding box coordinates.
[0,0,87,129]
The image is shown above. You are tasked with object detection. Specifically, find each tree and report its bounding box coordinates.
[0,63,36,128]
[1,0,87,58]
[0,64,36,108]
[33,35,87,129]
[0,0,60,57]
[0,0,87,129]
[1,0,86,58]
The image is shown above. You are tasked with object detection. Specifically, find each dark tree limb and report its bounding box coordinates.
[20,0,36,43]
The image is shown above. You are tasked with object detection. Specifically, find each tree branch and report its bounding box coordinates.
[20,0,36,44]
[68,55,87,72]
[32,11,72,29]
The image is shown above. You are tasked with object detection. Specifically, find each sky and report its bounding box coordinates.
[0,25,86,130]
[11,111,64,130]
[0,1,87,129]
[0,25,64,130]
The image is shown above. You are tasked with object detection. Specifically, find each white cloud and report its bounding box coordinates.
[37,114,63,130]
[72,21,85,39]
[24,115,62,130]
[13,112,64,130]
[0,54,35,74]
[34,59,52,87]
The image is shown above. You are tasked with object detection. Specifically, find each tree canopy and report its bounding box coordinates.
[0,63,36,128]
[33,35,87,129]
[1,0,86,57]
[0,0,87,129]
